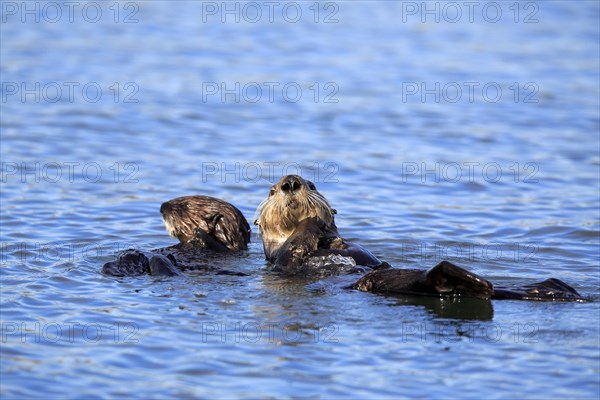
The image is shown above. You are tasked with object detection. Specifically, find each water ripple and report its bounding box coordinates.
[2,1,599,399]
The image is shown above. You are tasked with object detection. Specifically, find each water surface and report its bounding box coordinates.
[1,1,599,398]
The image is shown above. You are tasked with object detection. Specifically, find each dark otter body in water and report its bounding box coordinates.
[160,196,250,250]
[254,175,583,301]
[101,196,250,277]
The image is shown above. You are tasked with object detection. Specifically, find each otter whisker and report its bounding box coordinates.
[254,196,271,225]
[256,176,336,238]
[306,190,334,223]
[254,175,342,262]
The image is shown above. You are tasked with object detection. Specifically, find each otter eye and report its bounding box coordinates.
[307,181,316,190]
[269,189,275,196]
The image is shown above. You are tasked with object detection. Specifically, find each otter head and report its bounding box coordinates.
[254,175,337,260]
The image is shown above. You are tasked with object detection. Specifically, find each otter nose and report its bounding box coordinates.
[281,176,302,193]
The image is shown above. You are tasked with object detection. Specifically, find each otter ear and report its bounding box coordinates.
[269,188,275,196]
[307,180,316,190]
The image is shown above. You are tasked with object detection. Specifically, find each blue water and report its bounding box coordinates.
[1,1,599,398]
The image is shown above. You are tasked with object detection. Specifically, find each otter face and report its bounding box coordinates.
[255,175,336,259]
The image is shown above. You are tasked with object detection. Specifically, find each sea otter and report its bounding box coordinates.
[254,174,381,273]
[101,195,250,277]
[253,175,583,301]
[102,175,584,302]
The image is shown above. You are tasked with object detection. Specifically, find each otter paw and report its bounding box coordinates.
[425,261,494,300]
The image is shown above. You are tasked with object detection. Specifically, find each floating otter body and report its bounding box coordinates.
[254,174,381,272]
[101,195,250,277]
[254,175,582,301]
[160,195,250,250]
[103,175,584,302]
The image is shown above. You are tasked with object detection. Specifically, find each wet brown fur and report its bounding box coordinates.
[161,195,250,251]
[254,175,338,260]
